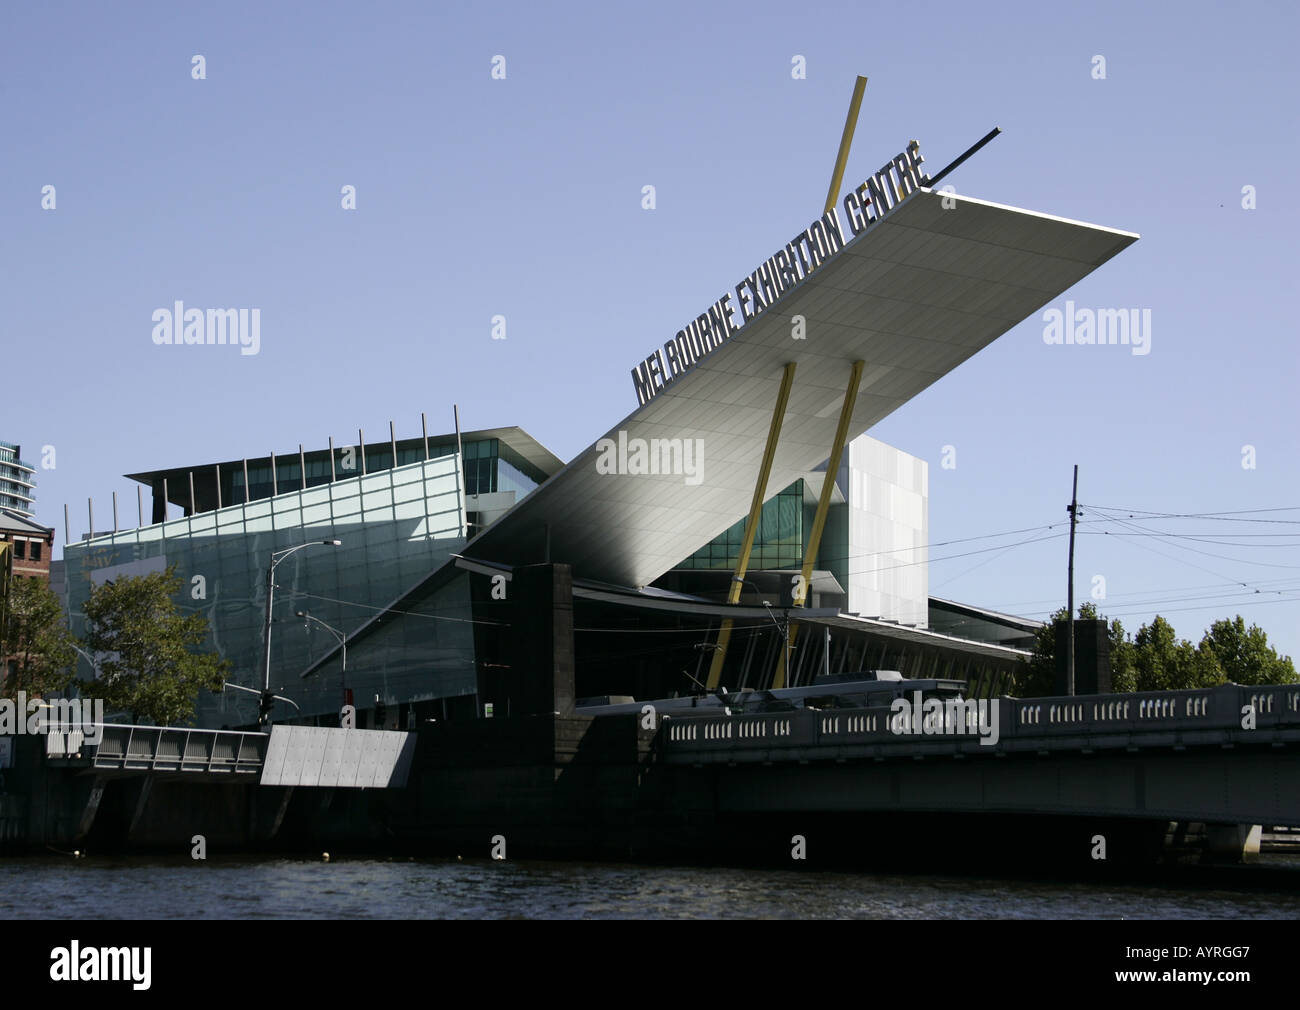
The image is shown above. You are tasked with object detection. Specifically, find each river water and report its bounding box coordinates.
[3,854,1300,918]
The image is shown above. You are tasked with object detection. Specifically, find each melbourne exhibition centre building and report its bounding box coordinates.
[58,138,1138,731]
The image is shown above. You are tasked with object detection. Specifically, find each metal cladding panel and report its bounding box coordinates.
[337,729,364,788]
[297,727,330,790]
[389,733,414,785]
[260,728,290,784]
[464,189,1137,588]
[356,734,381,788]
[277,726,308,786]
[260,727,416,788]
[389,733,418,788]
[320,729,345,784]
[374,734,402,787]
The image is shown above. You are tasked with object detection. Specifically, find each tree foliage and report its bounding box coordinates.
[1016,606,1295,697]
[1199,615,1296,686]
[80,566,229,725]
[0,577,77,698]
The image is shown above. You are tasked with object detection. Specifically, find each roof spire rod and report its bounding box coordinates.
[824,75,868,215]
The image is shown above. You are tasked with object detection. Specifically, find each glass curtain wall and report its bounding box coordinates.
[63,455,469,728]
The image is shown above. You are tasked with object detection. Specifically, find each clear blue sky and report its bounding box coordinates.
[4,0,1298,658]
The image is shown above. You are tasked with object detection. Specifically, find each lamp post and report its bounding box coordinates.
[260,539,340,725]
[296,611,347,709]
[732,576,793,687]
[765,602,792,685]
[69,644,100,680]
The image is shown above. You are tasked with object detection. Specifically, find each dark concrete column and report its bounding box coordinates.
[151,480,167,524]
[1204,823,1262,864]
[1055,619,1111,695]
[505,563,576,717]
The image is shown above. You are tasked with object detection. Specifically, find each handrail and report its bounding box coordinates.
[660,682,1300,760]
[80,724,269,775]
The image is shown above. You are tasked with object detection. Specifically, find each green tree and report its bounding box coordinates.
[80,566,229,725]
[1132,615,1182,692]
[1199,616,1297,686]
[1016,606,1062,698]
[1108,618,1136,694]
[1016,607,1295,697]
[1130,615,1225,692]
[0,577,77,698]
[1174,637,1223,690]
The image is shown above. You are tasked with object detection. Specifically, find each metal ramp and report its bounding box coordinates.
[85,725,268,776]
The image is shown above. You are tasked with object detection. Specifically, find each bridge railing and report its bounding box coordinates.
[666,713,813,746]
[1010,683,1300,740]
[660,682,1300,760]
[662,703,986,756]
[80,724,268,775]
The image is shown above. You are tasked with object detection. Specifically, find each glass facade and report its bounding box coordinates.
[62,455,471,728]
[330,571,478,715]
[678,480,811,571]
[219,436,545,509]
[672,434,928,625]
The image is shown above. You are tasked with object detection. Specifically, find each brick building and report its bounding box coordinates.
[0,509,55,584]
[1,509,57,689]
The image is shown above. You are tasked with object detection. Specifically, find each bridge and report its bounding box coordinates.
[13,684,1299,862]
[653,682,1300,854]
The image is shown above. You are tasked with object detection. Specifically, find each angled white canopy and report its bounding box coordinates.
[466,189,1139,587]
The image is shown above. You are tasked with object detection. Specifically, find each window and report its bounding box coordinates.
[30,541,42,561]
[13,540,25,560]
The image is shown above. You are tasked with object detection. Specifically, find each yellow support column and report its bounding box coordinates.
[823,76,868,216]
[774,359,864,688]
[706,362,797,690]
[769,74,869,689]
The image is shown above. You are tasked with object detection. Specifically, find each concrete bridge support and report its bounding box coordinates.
[1204,823,1262,864]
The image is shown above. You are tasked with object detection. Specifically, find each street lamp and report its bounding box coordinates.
[296,611,347,709]
[732,576,792,682]
[731,576,770,605]
[69,644,100,680]
[260,539,340,725]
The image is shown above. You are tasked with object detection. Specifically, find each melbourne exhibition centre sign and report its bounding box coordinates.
[630,140,931,406]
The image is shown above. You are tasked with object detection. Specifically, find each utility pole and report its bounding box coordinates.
[1066,465,1079,696]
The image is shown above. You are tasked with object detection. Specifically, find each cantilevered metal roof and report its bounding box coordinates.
[126,426,564,486]
[464,189,1138,588]
[123,426,565,515]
